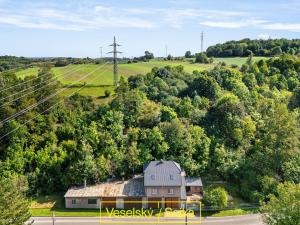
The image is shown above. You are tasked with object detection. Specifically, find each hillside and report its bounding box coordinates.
[14,57,266,97]
[206,38,300,57]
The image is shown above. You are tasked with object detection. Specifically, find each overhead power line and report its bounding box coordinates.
[0,63,108,127]
[0,66,110,141]
[0,66,82,102]
[0,66,84,108]
[0,66,73,94]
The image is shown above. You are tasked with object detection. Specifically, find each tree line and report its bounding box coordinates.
[206,38,300,57]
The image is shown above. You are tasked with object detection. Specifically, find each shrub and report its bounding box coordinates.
[203,187,228,210]
[104,89,111,97]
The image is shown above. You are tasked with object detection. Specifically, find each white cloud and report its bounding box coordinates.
[94,5,111,13]
[162,9,247,28]
[200,19,267,29]
[258,34,270,39]
[0,2,299,33]
[262,22,300,32]
[0,5,156,31]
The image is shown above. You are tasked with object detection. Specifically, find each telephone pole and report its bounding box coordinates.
[165,45,168,58]
[201,31,204,52]
[100,46,103,58]
[107,36,122,87]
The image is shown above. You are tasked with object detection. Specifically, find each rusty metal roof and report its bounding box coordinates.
[64,176,145,198]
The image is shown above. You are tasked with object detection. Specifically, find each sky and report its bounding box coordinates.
[0,0,300,58]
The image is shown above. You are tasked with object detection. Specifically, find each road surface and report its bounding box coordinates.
[29,214,263,225]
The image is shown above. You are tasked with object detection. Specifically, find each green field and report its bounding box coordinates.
[214,57,268,66]
[15,57,267,97]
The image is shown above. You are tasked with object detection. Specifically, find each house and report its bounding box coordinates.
[64,160,203,209]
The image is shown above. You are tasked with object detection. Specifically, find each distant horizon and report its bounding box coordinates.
[0,0,300,58]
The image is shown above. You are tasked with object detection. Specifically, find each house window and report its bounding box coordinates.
[71,199,76,205]
[168,188,174,195]
[152,188,158,195]
[88,199,97,204]
[170,174,174,180]
[151,174,155,180]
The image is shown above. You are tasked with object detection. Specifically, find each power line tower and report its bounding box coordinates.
[107,36,122,87]
[201,31,204,52]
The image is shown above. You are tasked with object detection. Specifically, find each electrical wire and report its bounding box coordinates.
[0,66,85,108]
[0,66,110,141]
[0,65,73,93]
[0,63,108,126]
[0,65,83,102]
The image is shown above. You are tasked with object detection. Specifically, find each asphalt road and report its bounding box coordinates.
[29,214,263,225]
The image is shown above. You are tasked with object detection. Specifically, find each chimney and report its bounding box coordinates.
[84,179,87,188]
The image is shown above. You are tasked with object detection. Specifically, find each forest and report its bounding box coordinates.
[206,38,300,57]
[0,53,300,205]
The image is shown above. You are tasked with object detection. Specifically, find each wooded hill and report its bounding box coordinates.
[0,53,299,203]
[206,38,300,57]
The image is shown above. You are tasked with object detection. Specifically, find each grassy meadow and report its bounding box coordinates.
[15,57,267,98]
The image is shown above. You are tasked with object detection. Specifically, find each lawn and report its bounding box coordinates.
[29,192,259,217]
[202,208,259,217]
[214,57,268,67]
[30,208,101,217]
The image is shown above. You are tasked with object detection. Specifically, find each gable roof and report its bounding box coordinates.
[143,160,182,186]
[185,177,203,187]
[64,176,145,198]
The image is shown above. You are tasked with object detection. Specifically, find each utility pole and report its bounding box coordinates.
[165,45,168,58]
[100,46,103,58]
[201,31,204,52]
[52,211,55,225]
[107,36,122,87]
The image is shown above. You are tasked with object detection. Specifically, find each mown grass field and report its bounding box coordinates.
[15,57,267,98]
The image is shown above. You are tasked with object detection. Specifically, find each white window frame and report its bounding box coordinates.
[71,199,76,205]
[151,174,155,180]
[170,174,174,180]
[168,188,174,195]
[152,188,158,195]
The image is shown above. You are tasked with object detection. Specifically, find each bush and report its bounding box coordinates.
[195,53,210,64]
[104,90,111,97]
[261,182,300,225]
[203,187,228,210]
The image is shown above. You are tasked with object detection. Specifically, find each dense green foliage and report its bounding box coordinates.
[261,182,300,225]
[203,187,228,209]
[195,53,213,64]
[0,56,33,72]
[206,39,300,57]
[0,54,299,206]
[0,175,31,225]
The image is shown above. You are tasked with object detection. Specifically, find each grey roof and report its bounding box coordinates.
[143,160,183,186]
[185,177,203,186]
[64,176,145,198]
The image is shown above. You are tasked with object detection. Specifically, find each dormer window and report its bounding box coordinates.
[170,174,174,180]
[151,174,155,180]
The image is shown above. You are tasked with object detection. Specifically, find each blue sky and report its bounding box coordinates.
[0,0,300,57]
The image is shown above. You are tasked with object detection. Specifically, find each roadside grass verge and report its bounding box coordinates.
[202,208,259,217]
[30,208,102,217]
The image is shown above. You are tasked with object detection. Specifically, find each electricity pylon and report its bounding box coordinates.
[201,32,204,52]
[107,36,122,87]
